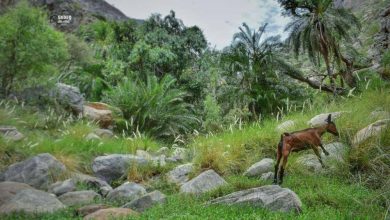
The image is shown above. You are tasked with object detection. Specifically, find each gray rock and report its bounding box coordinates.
[352,119,390,145]
[48,179,76,196]
[276,120,295,132]
[244,158,274,177]
[0,189,65,214]
[208,185,302,213]
[136,150,152,160]
[0,181,33,206]
[260,172,274,181]
[53,83,84,115]
[94,129,114,138]
[296,142,348,172]
[58,190,101,206]
[370,110,390,120]
[84,208,138,220]
[321,142,348,162]
[76,204,111,217]
[106,182,146,204]
[180,170,227,195]
[92,154,147,183]
[296,154,323,172]
[155,155,166,167]
[83,105,112,129]
[167,163,193,185]
[0,153,66,190]
[0,126,24,141]
[71,173,113,196]
[156,147,169,156]
[308,112,345,127]
[171,147,187,161]
[122,190,166,212]
[85,133,101,141]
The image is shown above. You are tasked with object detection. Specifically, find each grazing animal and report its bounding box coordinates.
[273,114,339,185]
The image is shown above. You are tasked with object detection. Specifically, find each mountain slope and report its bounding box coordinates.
[0,0,141,31]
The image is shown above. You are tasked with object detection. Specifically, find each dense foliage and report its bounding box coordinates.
[0,0,387,140]
[0,1,68,97]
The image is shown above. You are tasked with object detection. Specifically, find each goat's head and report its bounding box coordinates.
[325,114,339,136]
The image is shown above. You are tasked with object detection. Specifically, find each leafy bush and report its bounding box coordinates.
[103,75,199,139]
[0,1,68,96]
[202,94,222,131]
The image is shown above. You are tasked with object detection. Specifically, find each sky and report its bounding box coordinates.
[105,0,291,49]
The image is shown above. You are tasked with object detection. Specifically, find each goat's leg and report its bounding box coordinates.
[319,143,329,156]
[273,149,282,184]
[278,151,289,185]
[312,147,326,168]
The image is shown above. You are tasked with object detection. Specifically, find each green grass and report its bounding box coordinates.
[1,175,386,220]
[1,89,389,219]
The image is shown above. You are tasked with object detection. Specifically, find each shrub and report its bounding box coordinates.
[202,94,222,131]
[103,75,199,139]
[0,1,68,96]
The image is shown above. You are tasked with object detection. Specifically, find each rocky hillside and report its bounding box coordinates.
[0,0,142,31]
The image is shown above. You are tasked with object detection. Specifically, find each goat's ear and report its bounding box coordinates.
[326,114,332,123]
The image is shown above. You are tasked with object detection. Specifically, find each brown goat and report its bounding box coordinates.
[273,114,339,185]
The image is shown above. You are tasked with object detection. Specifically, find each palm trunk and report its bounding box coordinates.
[323,55,336,96]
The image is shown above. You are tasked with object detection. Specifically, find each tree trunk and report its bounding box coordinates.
[323,55,337,96]
[276,58,346,95]
[340,56,357,88]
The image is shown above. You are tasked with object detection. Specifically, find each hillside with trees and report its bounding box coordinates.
[0,0,389,219]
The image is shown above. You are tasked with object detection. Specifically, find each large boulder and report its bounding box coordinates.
[244,158,274,177]
[0,188,65,214]
[167,163,193,185]
[0,181,33,206]
[48,179,76,196]
[352,119,390,145]
[308,112,345,127]
[84,208,138,220]
[92,154,147,183]
[58,190,101,206]
[71,173,113,196]
[180,170,227,195]
[122,190,166,212]
[276,120,295,132]
[53,83,84,115]
[0,126,24,141]
[106,182,146,204]
[0,153,66,190]
[208,185,302,213]
[83,103,113,129]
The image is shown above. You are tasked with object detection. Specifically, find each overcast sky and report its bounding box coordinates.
[105,0,290,49]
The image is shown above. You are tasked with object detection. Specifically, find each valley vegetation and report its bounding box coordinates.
[0,0,389,219]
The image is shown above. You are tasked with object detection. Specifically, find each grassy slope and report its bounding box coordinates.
[1,88,389,219]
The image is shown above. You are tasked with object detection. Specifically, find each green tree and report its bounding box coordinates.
[283,0,360,94]
[0,1,68,96]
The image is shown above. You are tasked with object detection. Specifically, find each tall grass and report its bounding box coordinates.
[191,89,390,186]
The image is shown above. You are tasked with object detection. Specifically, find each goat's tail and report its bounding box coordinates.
[278,133,290,151]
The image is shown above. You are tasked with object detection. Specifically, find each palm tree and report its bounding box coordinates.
[230,22,281,89]
[285,0,360,95]
[224,23,282,117]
